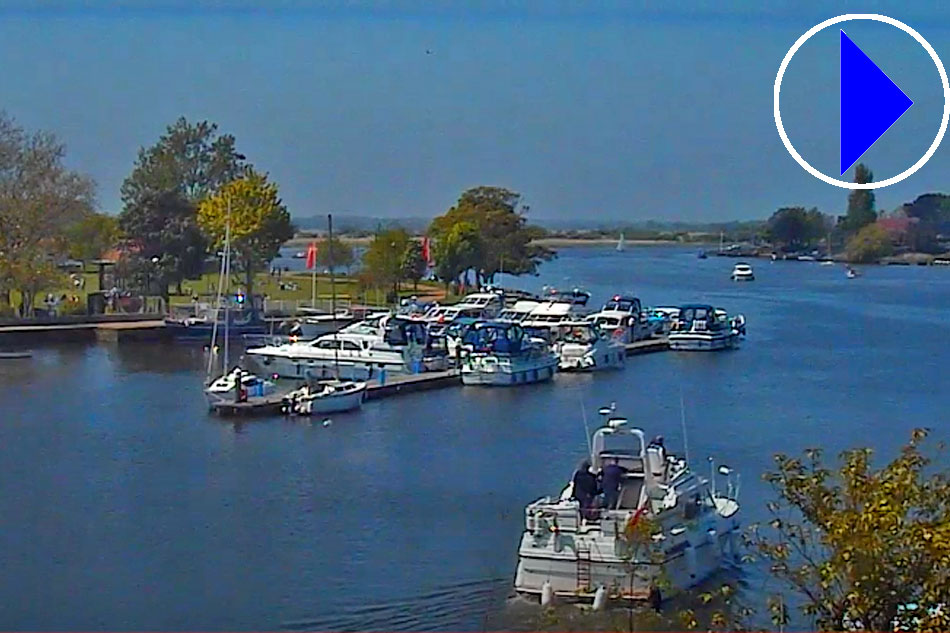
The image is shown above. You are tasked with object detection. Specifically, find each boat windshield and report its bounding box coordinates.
[559,325,597,343]
[463,324,525,354]
[604,300,637,313]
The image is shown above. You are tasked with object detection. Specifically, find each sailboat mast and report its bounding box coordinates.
[222,196,232,374]
[329,213,340,377]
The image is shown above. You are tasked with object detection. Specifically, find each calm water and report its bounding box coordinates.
[1,246,948,630]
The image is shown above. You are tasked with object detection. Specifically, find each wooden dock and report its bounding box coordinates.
[365,369,461,401]
[209,393,288,417]
[0,317,168,344]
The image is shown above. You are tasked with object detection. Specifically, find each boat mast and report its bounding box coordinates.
[222,195,232,375]
[205,195,232,382]
[328,213,340,378]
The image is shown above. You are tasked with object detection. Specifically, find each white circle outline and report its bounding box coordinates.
[774,13,950,189]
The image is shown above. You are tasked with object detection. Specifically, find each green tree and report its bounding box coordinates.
[119,117,248,294]
[841,164,877,234]
[766,207,828,251]
[747,429,950,632]
[432,220,483,291]
[400,240,426,291]
[428,186,553,286]
[362,228,410,303]
[121,117,247,208]
[0,112,96,315]
[845,223,893,263]
[65,212,120,263]
[197,170,294,300]
[119,191,205,300]
[313,236,355,271]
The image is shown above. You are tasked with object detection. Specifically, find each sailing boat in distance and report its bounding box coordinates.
[616,232,626,252]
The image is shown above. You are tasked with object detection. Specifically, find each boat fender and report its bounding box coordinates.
[685,542,698,581]
[592,585,607,611]
[540,580,554,607]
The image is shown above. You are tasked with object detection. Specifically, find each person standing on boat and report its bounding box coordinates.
[600,457,628,510]
[571,459,600,520]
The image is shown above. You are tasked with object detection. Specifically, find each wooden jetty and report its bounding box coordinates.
[365,369,461,401]
[208,393,288,417]
[0,317,168,344]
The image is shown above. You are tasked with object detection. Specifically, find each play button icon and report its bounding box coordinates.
[775,14,950,190]
[840,29,914,175]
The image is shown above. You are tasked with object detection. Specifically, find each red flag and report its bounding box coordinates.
[421,237,433,266]
[305,241,318,270]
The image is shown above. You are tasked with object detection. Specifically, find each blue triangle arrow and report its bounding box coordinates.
[840,30,913,175]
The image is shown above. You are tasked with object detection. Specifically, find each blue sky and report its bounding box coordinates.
[2,1,949,222]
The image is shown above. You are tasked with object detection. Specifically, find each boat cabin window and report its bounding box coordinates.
[314,339,340,350]
[341,340,361,351]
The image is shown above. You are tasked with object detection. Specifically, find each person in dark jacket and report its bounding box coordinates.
[601,457,628,510]
[571,459,600,519]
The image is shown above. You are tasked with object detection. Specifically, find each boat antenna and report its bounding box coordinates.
[579,396,593,456]
[329,212,340,380]
[679,386,690,464]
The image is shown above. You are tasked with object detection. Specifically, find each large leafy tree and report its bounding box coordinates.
[118,117,248,293]
[0,112,96,314]
[428,186,553,286]
[313,236,355,271]
[747,429,950,632]
[841,164,877,234]
[362,228,411,302]
[431,220,483,290]
[766,207,828,251]
[119,191,205,299]
[196,170,294,300]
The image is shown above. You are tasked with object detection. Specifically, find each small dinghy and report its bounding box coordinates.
[281,380,366,415]
[0,350,32,360]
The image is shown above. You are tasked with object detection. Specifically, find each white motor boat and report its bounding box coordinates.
[204,366,278,406]
[585,295,652,344]
[668,304,744,351]
[296,307,356,338]
[281,380,366,415]
[521,289,593,331]
[460,321,558,386]
[846,266,860,279]
[246,315,428,380]
[554,321,625,371]
[496,299,542,324]
[731,263,754,281]
[514,413,741,604]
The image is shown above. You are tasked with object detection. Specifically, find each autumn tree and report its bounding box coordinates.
[0,112,96,315]
[746,430,950,632]
[197,170,294,300]
[841,164,877,234]
[846,223,893,263]
[362,228,411,303]
[119,117,248,293]
[428,186,552,286]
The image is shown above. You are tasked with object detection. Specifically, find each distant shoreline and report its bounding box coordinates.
[284,235,713,249]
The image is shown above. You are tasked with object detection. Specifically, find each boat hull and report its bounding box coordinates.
[558,348,625,372]
[461,355,558,386]
[668,332,739,351]
[291,384,366,415]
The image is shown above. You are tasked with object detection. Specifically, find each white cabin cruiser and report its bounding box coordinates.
[668,305,744,351]
[731,263,754,281]
[514,414,741,603]
[554,322,625,371]
[586,295,652,344]
[281,379,366,415]
[497,300,542,324]
[246,315,427,380]
[460,321,558,386]
[522,289,593,331]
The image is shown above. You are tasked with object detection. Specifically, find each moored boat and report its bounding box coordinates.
[281,379,366,415]
[555,321,625,371]
[668,304,744,351]
[460,321,558,386]
[204,366,279,407]
[731,263,754,281]
[586,295,652,343]
[513,412,741,604]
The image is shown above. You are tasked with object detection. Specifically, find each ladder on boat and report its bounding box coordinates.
[576,542,592,592]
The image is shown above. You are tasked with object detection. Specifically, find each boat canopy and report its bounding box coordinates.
[591,423,647,472]
[462,321,526,354]
[602,295,642,313]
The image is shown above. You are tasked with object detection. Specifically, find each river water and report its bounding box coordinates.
[1,246,947,630]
